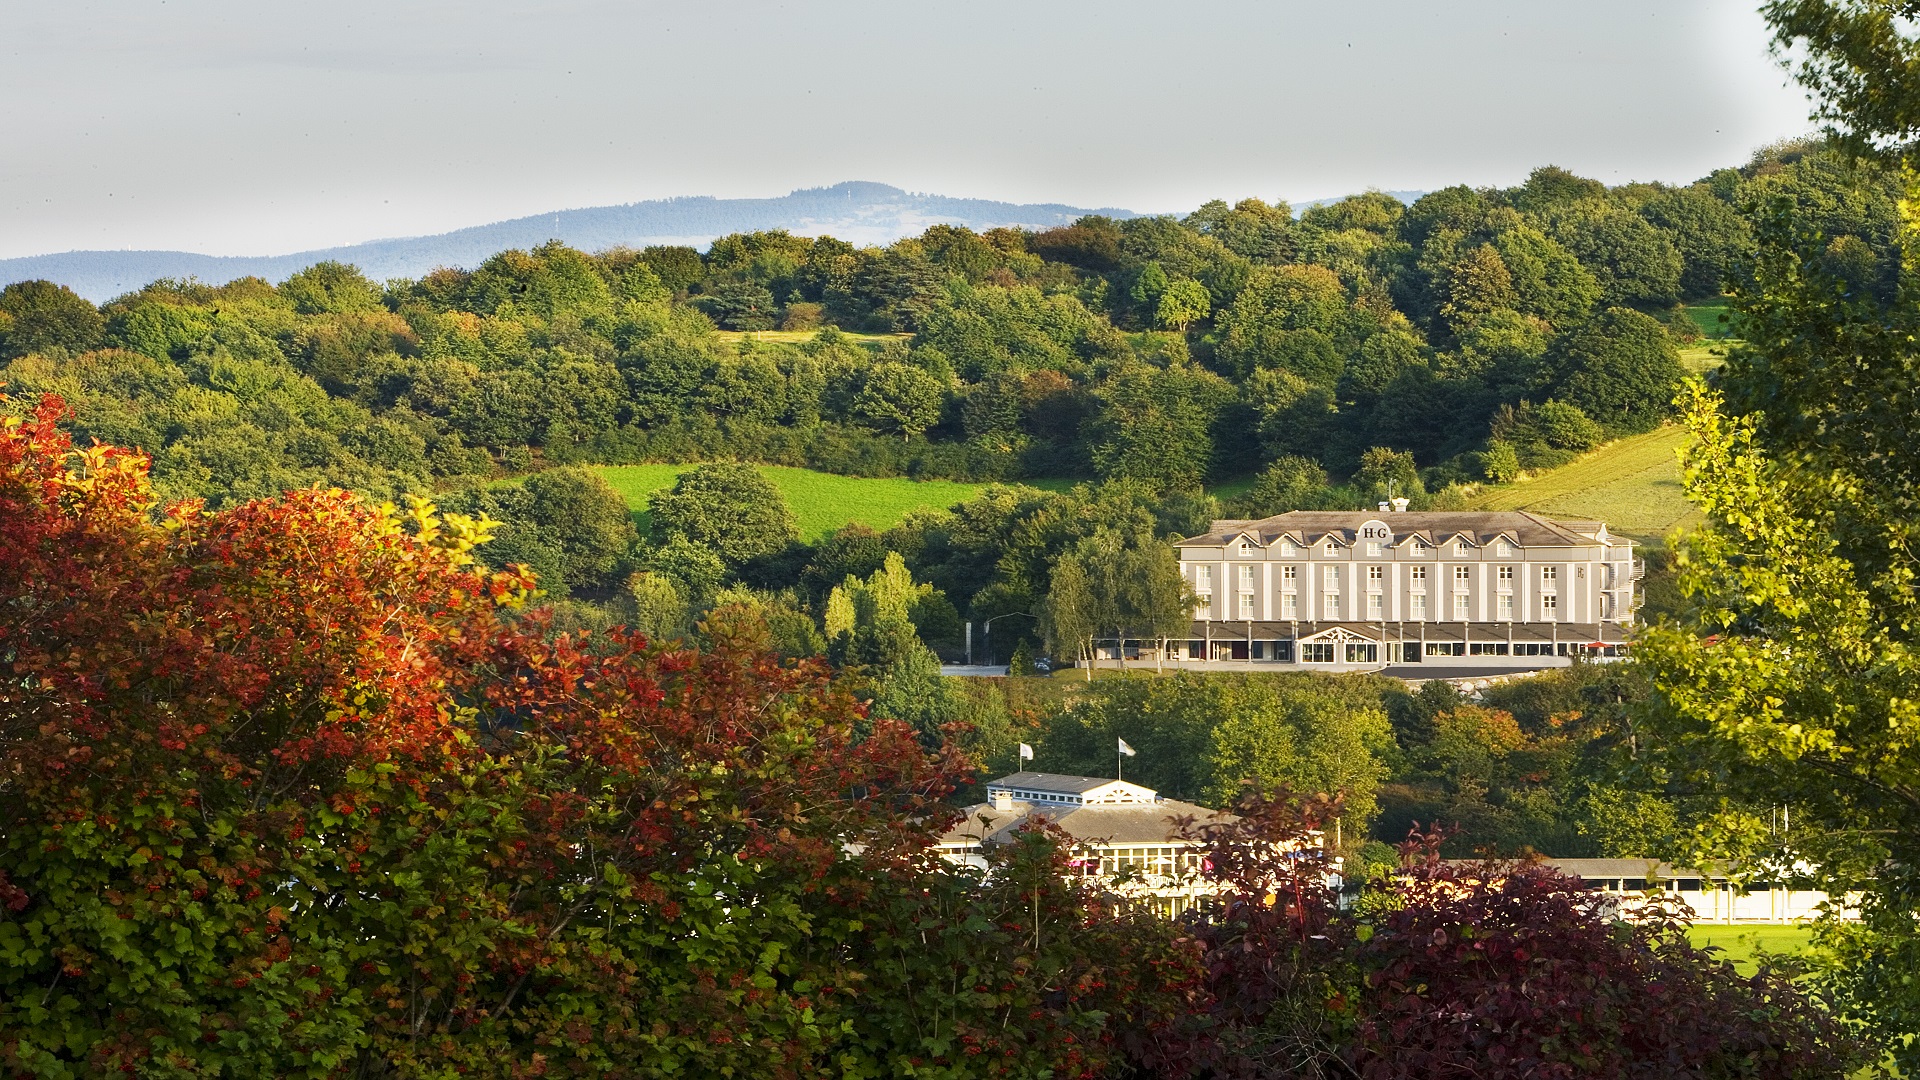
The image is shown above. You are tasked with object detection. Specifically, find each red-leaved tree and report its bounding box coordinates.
[0,393,1208,1079]
[1347,829,1861,1079]
[0,395,895,1075]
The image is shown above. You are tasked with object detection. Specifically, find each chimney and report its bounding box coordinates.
[1378,501,1390,513]
[1391,497,1410,513]
[992,789,1012,813]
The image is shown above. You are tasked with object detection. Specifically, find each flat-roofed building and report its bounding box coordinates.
[1168,508,1640,671]
[1537,858,1848,923]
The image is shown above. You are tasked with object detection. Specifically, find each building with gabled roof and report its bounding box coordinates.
[937,773,1236,916]
[1166,507,1639,672]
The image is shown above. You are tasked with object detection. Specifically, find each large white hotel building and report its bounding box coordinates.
[1168,506,1639,670]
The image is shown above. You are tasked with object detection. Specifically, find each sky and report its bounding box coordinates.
[2,0,1818,260]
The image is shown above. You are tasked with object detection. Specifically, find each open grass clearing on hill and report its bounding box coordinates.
[589,464,1074,541]
[1681,299,1743,340]
[1685,924,1816,977]
[712,329,909,350]
[1678,340,1739,375]
[1463,426,1697,542]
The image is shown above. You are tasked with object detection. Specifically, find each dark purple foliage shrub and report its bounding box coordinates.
[1122,797,1864,1080]
[1349,828,1860,1079]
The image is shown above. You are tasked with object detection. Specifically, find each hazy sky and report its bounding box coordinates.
[3,0,1817,259]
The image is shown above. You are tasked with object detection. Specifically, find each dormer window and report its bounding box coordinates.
[1323,540,1338,556]
[1409,539,1426,556]
[1496,540,1512,557]
[1454,541,1470,557]
[1279,539,1298,557]
[1238,539,1257,556]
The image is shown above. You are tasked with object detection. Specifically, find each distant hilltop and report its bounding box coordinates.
[0,182,1141,302]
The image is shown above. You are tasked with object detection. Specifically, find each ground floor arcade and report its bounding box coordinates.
[1089,620,1630,673]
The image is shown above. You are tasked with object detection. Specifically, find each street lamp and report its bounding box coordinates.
[980,611,1033,667]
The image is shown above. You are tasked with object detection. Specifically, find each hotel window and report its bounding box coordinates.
[1239,593,1255,617]
[1496,540,1512,557]
[1541,566,1558,584]
[1324,566,1340,589]
[1366,541,1383,557]
[1498,594,1514,620]
[1239,565,1255,591]
[1411,593,1427,620]
[1196,565,1212,591]
[1409,539,1426,556]
[1282,565,1298,586]
[1281,593,1298,618]
[1368,593,1384,618]
[1542,592,1558,616]
[1323,540,1338,556]
[1453,566,1472,586]
[1301,642,1336,663]
[1368,565,1384,585]
[1279,539,1298,557]
[1453,592,1471,619]
[1238,539,1257,556]
[1410,566,1427,589]
[1454,541,1470,556]
[1497,565,1514,589]
[1345,642,1379,664]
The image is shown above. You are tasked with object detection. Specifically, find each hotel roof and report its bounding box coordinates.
[1180,510,1615,550]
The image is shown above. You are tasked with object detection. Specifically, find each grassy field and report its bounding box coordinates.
[1463,426,1697,542]
[1686,924,1816,976]
[1681,299,1743,340]
[1207,475,1259,503]
[712,329,909,350]
[1677,340,1738,375]
[591,464,1072,541]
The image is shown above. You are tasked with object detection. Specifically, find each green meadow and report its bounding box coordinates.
[1464,426,1697,542]
[590,464,1074,541]
[712,329,909,351]
[1685,924,1817,977]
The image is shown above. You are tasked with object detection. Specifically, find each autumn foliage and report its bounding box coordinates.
[0,394,1195,1078]
[0,394,1866,1078]
[1347,832,1858,1079]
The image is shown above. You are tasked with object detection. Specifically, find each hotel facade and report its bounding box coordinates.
[1166,507,1639,671]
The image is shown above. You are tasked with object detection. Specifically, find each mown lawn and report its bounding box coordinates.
[712,329,909,351]
[1463,427,1697,542]
[1677,340,1737,375]
[592,464,1073,541]
[1686,924,1816,976]
[1681,299,1743,340]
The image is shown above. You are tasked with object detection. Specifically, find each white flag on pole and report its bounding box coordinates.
[1018,743,1034,762]
[1117,737,1136,757]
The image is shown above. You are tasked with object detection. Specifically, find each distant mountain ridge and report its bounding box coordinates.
[0,182,1140,302]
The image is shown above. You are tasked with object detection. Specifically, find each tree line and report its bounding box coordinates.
[3,142,1899,522]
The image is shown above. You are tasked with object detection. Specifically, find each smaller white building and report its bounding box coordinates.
[938,772,1230,916]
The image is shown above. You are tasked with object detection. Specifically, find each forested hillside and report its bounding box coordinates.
[0,139,1900,658]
